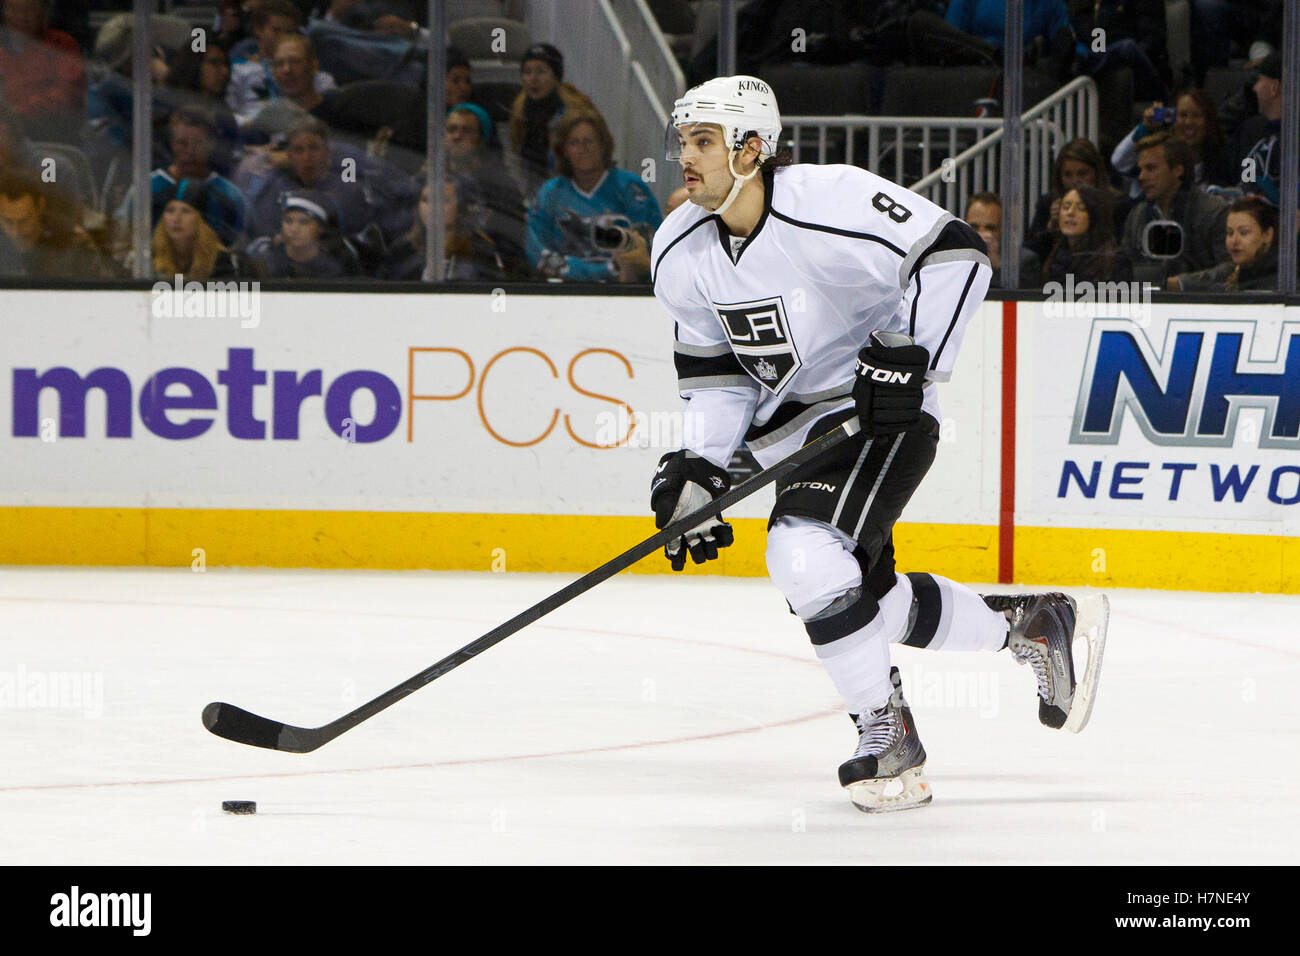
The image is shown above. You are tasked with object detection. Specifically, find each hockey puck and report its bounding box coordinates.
[221,800,257,814]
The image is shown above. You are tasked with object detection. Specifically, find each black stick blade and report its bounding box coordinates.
[202,702,320,753]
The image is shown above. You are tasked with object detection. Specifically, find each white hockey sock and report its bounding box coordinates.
[895,572,1009,652]
[809,577,912,716]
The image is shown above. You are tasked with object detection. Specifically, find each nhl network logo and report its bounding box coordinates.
[49,886,151,936]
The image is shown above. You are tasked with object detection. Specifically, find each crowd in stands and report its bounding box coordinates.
[0,2,661,284]
[0,0,1292,294]
[972,45,1290,293]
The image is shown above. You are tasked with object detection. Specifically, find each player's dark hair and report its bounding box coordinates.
[762,146,793,170]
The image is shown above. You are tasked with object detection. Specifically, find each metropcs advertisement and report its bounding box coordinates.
[1,289,1295,589]
[1,291,699,516]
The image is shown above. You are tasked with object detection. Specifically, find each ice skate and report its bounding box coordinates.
[838,667,932,813]
[984,591,1109,733]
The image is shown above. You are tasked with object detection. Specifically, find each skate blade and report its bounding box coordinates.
[1063,593,1109,734]
[845,766,933,813]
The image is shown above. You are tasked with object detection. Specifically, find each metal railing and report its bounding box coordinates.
[629,61,676,209]
[910,75,1099,223]
[611,0,687,112]
[783,116,1002,186]
[783,76,1097,225]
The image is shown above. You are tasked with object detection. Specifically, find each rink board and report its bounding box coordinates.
[1,290,1296,591]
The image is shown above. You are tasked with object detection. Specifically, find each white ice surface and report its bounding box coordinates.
[1,567,1297,865]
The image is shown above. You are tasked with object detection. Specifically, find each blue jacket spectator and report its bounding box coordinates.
[1237,55,1289,208]
[945,0,1071,51]
[114,106,247,249]
[526,110,661,283]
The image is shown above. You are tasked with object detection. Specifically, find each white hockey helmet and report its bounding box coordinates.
[665,75,783,163]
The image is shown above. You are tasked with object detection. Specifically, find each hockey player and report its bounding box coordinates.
[649,76,1107,813]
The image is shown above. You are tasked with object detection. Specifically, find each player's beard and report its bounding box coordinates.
[688,168,734,211]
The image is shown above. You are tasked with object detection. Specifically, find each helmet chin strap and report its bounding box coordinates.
[710,149,761,218]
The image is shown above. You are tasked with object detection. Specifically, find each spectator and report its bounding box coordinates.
[1026,138,1131,261]
[1043,186,1131,285]
[245,190,360,277]
[1120,131,1230,285]
[506,43,599,201]
[1231,53,1287,209]
[239,115,413,247]
[527,110,661,283]
[1112,89,1234,197]
[216,0,256,56]
[267,32,338,115]
[0,100,36,171]
[115,106,247,252]
[1168,195,1280,291]
[381,179,517,281]
[908,0,1074,76]
[964,191,1041,289]
[445,44,470,108]
[311,0,371,30]
[43,0,89,52]
[1068,0,1170,103]
[159,41,241,173]
[444,102,525,271]
[151,179,241,280]
[0,0,86,141]
[226,0,336,127]
[0,171,107,277]
[84,16,191,215]
[1189,0,1282,86]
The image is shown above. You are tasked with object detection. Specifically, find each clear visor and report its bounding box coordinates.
[664,121,727,161]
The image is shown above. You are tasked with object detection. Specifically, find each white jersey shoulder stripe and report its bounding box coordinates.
[651,213,715,288]
[768,207,907,257]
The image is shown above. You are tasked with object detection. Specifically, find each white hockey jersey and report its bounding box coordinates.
[650,163,991,469]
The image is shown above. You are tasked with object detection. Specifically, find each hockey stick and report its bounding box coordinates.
[202,416,863,753]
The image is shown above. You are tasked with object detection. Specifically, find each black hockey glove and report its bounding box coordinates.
[650,450,734,571]
[852,337,930,437]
